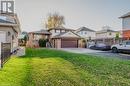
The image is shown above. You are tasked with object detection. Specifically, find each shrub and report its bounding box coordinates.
[38,39,47,47]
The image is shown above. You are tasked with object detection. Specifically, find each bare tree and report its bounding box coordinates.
[45,12,65,29]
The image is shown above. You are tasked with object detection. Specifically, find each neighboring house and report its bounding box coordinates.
[28,26,83,48]
[120,12,130,40]
[96,28,122,45]
[76,27,96,40]
[0,13,21,53]
[27,30,51,48]
[48,26,75,37]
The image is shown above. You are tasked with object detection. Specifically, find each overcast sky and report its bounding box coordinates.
[15,0,130,32]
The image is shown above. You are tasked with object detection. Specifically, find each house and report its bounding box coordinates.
[76,27,96,40]
[27,26,83,48]
[96,27,122,45]
[0,13,21,53]
[27,30,51,48]
[49,27,82,48]
[120,12,130,40]
[18,31,29,46]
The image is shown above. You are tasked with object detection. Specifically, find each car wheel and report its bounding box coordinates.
[112,47,118,53]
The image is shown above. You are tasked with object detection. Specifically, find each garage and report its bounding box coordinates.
[61,38,78,48]
[52,31,82,48]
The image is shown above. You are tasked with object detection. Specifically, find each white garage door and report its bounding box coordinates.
[0,31,6,43]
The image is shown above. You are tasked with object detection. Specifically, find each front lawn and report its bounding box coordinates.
[0,48,130,86]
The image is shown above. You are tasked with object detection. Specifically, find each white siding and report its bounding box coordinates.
[0,31,6,43]
[96,32,107,39]
[77,31,96,39]
[0,26,18,52]
[96,31,121,39]
[50,29,61,37]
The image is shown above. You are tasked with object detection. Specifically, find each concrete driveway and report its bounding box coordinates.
[58,48,130,60]
[59,48,109,54]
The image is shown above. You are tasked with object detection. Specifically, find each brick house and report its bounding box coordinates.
[27,30,51,48]
[120,12,130,40]
[27,27,83,48]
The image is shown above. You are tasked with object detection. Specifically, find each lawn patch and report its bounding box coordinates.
[0,48,130,86]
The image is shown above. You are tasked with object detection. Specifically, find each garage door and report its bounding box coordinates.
[0,31,6,43]
[61,39,78,48]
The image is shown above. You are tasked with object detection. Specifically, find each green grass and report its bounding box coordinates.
[0,48,130,86]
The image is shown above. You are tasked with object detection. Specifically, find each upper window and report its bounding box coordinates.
[84,31,87,34]
[61,30,65,32]
[81,31,83,34]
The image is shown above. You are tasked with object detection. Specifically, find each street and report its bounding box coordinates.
[58,48,130,60]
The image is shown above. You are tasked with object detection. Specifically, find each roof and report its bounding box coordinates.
[52,31,81,38]
[0,18,15,24]
[96,29,117,34]
[29,30,51,35]
[48,26,75,31]
[120,12,130,18]
[0,13,21,33]
[76,27,95,32]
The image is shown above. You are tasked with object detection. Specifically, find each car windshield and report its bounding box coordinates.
[120,41,130,45]
[96,43,106,47]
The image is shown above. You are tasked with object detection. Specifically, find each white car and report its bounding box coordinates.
[111,41,130,53]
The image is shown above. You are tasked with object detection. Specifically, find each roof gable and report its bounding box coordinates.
[0,13,21,33]
[61,31,80,37]
[96,29,117,34]
[53,31,81,38]
[76,27,95,32]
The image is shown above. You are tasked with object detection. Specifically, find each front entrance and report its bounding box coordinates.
[61,38,78,48]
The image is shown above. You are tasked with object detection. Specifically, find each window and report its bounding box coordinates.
[126,41,130,45]
[12,35,14,40]
[84,31,87,34]
[61,30,65,32]
[81,31,83,34]
[8,32,11,36]
[55,30,60,33]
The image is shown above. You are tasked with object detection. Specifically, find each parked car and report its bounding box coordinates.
[111,41,130,53]
[89,43,111,51]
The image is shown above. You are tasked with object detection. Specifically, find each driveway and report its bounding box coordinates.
[58,48,130,60]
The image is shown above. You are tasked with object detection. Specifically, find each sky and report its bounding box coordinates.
[15,0,130,32]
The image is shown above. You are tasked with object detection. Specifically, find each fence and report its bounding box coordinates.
[0,43,11,68]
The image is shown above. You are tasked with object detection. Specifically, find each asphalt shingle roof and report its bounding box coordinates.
[48,26,75,31]
[0,18,15,24]
[30,30,51,35]
[76,27,95,32]
[52,31,81,38]
[120,12,130,18]
[96,29,117,34]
